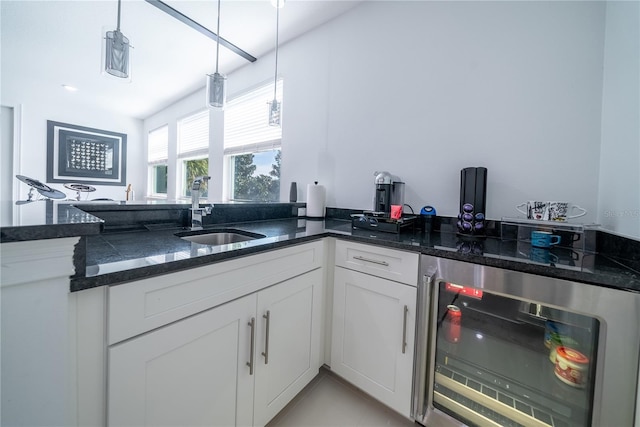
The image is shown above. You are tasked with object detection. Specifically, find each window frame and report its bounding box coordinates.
[223,79,283,202]
[177,109,210,200]
[225,146,281,202]
[147,124,169,198]
[179,155,210,199]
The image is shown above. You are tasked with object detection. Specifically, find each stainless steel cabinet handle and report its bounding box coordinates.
[247,317,255,375]
[261,310,270,364]
[402,305,408,354]
[353,255,389,266]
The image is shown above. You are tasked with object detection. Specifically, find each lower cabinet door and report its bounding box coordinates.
[253,269,324,427]
[108,294,257,427]
[331,267,417,418]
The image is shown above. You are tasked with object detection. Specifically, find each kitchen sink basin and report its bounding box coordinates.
[176,229,266,246]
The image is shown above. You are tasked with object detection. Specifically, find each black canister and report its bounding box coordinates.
[289,182,297,202]
[457,167,487,235]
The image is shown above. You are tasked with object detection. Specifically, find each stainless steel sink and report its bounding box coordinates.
[176,229,266,246]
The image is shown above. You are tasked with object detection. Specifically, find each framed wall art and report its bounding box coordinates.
[46,120,127,186]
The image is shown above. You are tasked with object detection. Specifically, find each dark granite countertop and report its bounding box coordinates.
[2,201,638,294]
[73,217,640,294]
[0,200,104,242]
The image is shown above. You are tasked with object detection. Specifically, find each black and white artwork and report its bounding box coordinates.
[46,120,127,186]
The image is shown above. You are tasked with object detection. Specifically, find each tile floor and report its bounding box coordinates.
[266,368,417,427]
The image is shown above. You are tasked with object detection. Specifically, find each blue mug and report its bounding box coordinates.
[531,231,561,248]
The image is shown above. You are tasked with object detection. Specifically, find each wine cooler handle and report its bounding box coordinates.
[261,310,270,364]
[413,265,438,422]
[247,317,255,375]
[402,305,408,354]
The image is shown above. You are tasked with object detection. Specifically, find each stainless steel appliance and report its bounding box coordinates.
[414,255,640,427]
[373,171,393,215]
[352,172,415,233]
[372,171,405,216]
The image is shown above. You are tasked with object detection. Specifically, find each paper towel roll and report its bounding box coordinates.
[306,182,326,218]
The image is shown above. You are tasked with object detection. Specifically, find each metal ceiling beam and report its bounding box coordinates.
[144,0,257,63]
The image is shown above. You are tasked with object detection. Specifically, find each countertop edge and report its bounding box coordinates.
[71,230,640,294]
[70,234,327,292]
[1,222,103,243]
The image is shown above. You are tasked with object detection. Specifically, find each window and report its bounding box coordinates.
[225,80,283,202]
[178,110,209,198]
[147,125,168,196]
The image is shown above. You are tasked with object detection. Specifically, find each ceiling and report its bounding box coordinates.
[1,0,362,119]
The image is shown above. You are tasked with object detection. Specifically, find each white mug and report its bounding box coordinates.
[516,201,587,221]
[546,201,587,221]
[516,201,548,220]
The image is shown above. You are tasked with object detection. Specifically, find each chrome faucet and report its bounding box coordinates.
[190,176,212,230]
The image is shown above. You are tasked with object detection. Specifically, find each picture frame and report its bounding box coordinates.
[46,120,127,186]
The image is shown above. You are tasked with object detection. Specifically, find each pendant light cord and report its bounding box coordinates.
[273,4,279,100]
[215,0,221,74]
[116,0,121,31]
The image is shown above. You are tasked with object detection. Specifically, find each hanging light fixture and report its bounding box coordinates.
[104,0,131,79]
[268,0,283,126]
[207,0,227,109]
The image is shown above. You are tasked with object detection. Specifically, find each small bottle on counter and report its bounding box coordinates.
[125,184,134,201]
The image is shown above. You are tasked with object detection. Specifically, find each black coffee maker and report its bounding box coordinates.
[373,171,405,216]
[353,171,413,233]
[374,171,393,214]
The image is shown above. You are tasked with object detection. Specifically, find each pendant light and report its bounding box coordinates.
[104,0,131,79]
[207,0,227,109]
[268,0,283,126]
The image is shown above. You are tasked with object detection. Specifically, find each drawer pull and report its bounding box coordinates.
[402,305,408,354]
[247,317,255,375]
[261,310,270,364]
[353,255,390,266]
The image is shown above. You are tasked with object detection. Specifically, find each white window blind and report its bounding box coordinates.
[178,110,209,156]
[148,125,168,163]
[225,80,283,152]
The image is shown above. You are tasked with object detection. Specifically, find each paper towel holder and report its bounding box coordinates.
[306,181,326,219]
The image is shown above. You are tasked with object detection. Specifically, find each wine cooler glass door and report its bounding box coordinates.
[416,255,640,427]
[433,280,597,427]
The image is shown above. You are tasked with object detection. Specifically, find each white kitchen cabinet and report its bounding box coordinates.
[253,268,324,426]
[108,267,324,427]
[331,241,418,419]
[108,294,256,427]
[334,239,419,286]
[0,237,102,427]
[108,240,324,345]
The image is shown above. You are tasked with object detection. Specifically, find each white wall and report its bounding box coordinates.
[0,89,144,202]
[4,1,636,235]
[227,1,607,223]
[598,1,640,239]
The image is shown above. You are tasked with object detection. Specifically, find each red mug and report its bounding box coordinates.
[390,205,403,220]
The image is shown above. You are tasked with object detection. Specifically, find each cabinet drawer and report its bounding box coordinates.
[334,240,418,286]
[108,240,324,345]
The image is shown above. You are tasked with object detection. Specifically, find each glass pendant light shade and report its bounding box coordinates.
[268,99,281,127]
[207,0,226,110]
[103,0,130,80]
[104,29,130,78]
[207,72,227,109]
